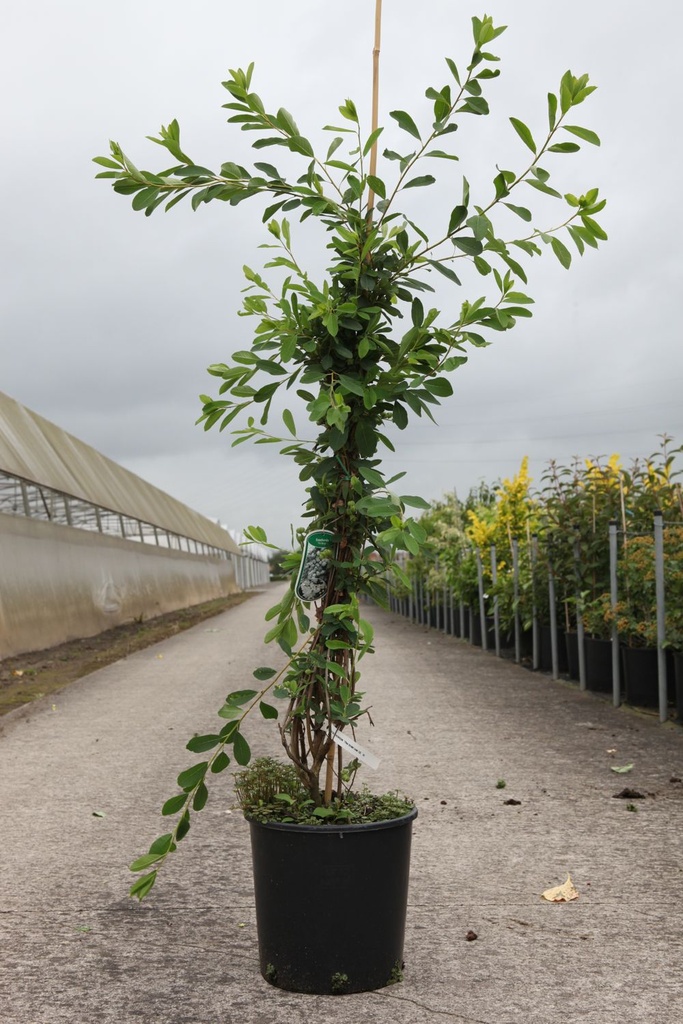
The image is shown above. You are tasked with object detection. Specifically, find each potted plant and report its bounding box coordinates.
[95,10,605,994]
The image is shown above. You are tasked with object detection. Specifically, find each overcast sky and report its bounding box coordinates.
[2,2,681,548]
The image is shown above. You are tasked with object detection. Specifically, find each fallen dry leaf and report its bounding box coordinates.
[541,874,579,903]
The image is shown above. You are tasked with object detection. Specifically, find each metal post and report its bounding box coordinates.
[490,545,501,657]
[476,550,487,652]
[654,510,668,723]
[573,532,586,690]
[548,548,559,680]
[531,534,539,670]
[512,538,521,664]
[609,520,621,707]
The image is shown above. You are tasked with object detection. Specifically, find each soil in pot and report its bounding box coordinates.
[248,807,417,994]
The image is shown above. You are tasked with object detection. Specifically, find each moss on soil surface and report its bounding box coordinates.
[0,592,253,717]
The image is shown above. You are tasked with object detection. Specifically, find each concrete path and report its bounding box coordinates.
[1,584,683,1024]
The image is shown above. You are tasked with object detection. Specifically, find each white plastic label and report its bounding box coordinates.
[330,728,380,771]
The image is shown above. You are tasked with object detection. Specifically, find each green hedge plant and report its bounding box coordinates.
[95,13,605,899]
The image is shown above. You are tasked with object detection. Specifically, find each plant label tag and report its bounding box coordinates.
[294,530,335,602]
[330,727,380,770]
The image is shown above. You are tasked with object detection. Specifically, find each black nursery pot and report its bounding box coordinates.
[248,807,418,995]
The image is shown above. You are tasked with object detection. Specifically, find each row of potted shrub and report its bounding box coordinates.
[400,441,683,713]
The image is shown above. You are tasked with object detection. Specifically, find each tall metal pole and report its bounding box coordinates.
[491,545,501,657]
[531,534,539,670]
[609,520,621,707]
[573,530,586,690]
[476,550,487,651]
[654,510,668,723]
[512,538,521,664]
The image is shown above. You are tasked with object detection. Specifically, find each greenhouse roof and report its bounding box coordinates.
[0,390,239,553]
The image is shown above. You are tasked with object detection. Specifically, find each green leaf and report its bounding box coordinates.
[610,763,634,774]
[227,689,259,704]
[403,533,420,556]
[447,206,468,236]
[452,236,483,256]
[424,377,453,397]
[503,202,532,222]
[210,752,231,774]
[581,215,608,240]
[253,667,277,681]
[177,762,208,790]
[93,155,123,170]
[282,409,297,436]
[130,871,157,901]
[400,495,431,509]
[233,732,251,766]
[547,92,558,130]
[362,126,384,156]
[509,117,536,153]
[366,174,386,199]
[526,179,562,199]
[426,259,461,285]
[259,701,279,720]
[193,782,209,811]
[176,810,190,841]
[162,793,188,816]
[149,833,175,856]
[403,175,436,189]
[425,150,459,162]
[563,125,600,146]
[359,619,374,645]
[389,110,421,141]
[338,374,365,397]
[548,142,581,154]
[217,703,242,720]
[186,734,222,753]
[130,853,164,872]
[355,418,378,458]
[550,236,572,269]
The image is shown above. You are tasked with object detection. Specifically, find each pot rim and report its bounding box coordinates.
[246,804,418,835]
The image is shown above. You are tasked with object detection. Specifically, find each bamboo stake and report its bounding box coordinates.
[324,741,335,804]
[366,0,383,220]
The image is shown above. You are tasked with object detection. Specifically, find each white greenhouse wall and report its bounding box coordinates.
[0,514,239,659]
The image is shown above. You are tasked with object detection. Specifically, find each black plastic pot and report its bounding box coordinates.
[539,625,568,673]
[248,806,418,994]
[565,631,579,680]
[470,612,495,648]
[673,651,683,721]
[621,645,659,707]
[584,636,613,693]
[621,645,675,709]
